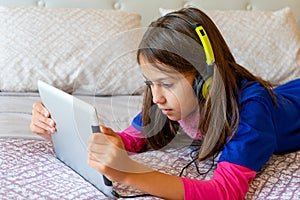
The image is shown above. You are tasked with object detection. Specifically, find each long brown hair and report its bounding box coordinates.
[137,7,276,160]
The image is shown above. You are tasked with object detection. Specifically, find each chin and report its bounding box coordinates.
[166,115,181,121]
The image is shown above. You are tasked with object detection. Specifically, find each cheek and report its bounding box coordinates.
[178,79,196,101]
[182,93,198,114]
[170,85,197,111]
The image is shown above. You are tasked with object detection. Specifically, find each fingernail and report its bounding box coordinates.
[100,126,104,132]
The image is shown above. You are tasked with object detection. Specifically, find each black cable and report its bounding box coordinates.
[112,190,153,198]
[179,146,217,177]
[179,156,198,177]
[179,146,200,176]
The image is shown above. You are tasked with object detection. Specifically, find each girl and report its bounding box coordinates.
[30,7,300,200]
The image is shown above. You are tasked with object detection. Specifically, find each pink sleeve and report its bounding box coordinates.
[180,161,256,200]
[116,125,147,153]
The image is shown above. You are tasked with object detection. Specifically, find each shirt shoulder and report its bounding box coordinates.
[219,81,276,171]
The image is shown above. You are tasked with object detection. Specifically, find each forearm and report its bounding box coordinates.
[121,162,184,200]
[110,160,255,200]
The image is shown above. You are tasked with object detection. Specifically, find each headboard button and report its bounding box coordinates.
[37,0,46,7]
[113,2,122,10]
[246,4,253,11]
[183,2,192,8]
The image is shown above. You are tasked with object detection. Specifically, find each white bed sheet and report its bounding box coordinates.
[0,92,143,139]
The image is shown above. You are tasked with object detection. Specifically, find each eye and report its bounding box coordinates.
[161,82,173,88]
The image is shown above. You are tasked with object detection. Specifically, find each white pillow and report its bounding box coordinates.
[159,7,300,85]
[0,6,144,95]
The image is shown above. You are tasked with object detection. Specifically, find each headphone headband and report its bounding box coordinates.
[165,13,215,65]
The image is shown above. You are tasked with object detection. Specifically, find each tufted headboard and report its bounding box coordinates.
[1,0,300,94]
[0,0,299,28]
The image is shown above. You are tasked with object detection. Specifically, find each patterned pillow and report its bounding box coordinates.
[160,7,300,85]
[0,6,144,95]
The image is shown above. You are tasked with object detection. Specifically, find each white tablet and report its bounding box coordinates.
[37,80,117,198]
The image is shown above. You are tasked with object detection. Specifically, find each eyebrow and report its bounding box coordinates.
[143,74,177,81]
[142,75,175,82]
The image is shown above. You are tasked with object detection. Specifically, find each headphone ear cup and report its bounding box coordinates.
[193,76,212,100]
[201,77,212,99]
[193,77,205,99]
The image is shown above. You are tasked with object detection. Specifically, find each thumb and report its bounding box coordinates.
[99,125,125,150]
[99,125,115,136]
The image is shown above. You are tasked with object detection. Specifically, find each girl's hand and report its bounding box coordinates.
[88,125,130,182]
[88,126,150,183]
[30,102,56,140]
[88,126,184,199]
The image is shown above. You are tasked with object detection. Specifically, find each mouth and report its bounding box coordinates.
[161,108,173,115]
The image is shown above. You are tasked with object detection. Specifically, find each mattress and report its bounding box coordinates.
[0,92,143,139]
[1,93,299,199]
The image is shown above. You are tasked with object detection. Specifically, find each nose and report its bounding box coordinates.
[152,86,166,105]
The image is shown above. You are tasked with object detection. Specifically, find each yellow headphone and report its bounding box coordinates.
[165,13,215,100]
[195,26,215,65]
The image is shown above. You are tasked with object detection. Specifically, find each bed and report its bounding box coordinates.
[0,0,300,199]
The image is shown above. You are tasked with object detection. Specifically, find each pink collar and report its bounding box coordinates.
[178,109,203,140]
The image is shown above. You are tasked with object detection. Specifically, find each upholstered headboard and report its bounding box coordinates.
[0,0,299,28]
[1,0,300,94]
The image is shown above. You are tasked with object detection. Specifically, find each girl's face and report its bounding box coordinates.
[140,57,198,121]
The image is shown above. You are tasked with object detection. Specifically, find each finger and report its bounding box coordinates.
[88,146,110,165]
[99,125,115,136]
[32,108,56,127]
[88,141,110,153]
[37,114,56,128]
[88,129,126,157]
[88,150,107,161]
[32,110,55,129]
[88,135,108,154]
[92,133,123,151]
[32,118,56,133]
[30,124,52,140]
[89,131,119,142]
[88,133,108,144]
[99,126,122,143]
[33,102,50,117]
[30,122,50,134]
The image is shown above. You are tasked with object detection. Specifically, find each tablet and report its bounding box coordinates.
[37,80,117,198]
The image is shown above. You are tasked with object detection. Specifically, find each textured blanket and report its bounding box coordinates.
[1,138,299,199]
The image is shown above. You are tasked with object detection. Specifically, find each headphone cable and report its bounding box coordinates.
[179,146,217,177]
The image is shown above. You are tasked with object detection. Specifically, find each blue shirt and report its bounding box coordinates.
[219,79,300,171]
[132,79,300,171]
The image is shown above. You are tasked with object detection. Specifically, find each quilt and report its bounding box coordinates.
[1,138,299,199]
